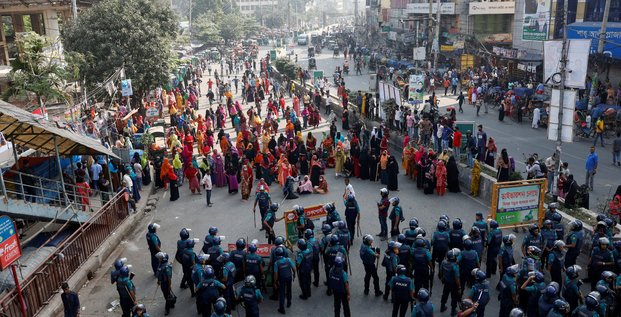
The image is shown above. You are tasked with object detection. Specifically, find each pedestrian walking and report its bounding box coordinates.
[612,132,621,166]
[585,146,598,191]
[61,282,80,317]
[329,257,351,317]
[457,92,465,113]
[593,116,605,147]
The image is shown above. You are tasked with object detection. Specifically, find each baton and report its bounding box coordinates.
[347,253,352,277]
[356,222,361,237]
[254,209,257,228]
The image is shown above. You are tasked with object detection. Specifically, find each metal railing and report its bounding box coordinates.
[0,170,112,213]
[0,191,129,317]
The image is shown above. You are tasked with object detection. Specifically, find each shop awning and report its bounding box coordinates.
[0,101,119,159]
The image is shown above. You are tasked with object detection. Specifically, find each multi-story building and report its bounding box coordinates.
[233,0,278,16]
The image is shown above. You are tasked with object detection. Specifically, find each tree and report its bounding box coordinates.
[2,32,73,110]
[62,0,178,92]
[193,14,222,44]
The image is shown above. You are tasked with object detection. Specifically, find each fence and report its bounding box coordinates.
[0,191,129,317]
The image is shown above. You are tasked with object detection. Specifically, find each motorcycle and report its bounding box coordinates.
[343,64,349,76]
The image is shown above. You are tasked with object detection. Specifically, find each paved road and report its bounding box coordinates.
[71,53,592,317]
[291,44,620,210]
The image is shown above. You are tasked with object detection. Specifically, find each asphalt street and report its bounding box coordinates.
[70,48,593,317]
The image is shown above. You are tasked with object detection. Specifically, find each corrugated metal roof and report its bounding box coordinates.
[0,101,119,158]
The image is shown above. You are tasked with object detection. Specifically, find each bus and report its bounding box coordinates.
[297,34,308,46]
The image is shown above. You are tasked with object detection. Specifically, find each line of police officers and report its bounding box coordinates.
[110,191,621,317]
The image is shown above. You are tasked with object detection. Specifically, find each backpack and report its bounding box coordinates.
[538,161,548,175]
[305,219,315,230]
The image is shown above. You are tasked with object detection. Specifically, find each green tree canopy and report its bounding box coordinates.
[62,0,178,92]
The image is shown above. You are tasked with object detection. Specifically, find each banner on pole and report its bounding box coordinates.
[121,79,133,97]
[490,179,546,228]
[284,203,329,245]
[0,216,22,270]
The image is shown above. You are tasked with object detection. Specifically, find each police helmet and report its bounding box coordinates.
[602,270,617,281]
[409,218,419,229]
[460,299,474,310]
[417,288,430,302]
[390,197,400,204]
[304,228,314,239]
[197,254,209,264]
[549,202,558,209]
[440,214,450,223]
[245,275,256,287]
[552,212,562,222]
[133,304,146,313]
[446,249,458,262]
[489,220,499,229]
[155,252,168,263]
[346,194,355,202]
[236,238,246,250]
[527,246,542,257]
[179,228,190,240]
[437,220,448,231]
[330,234,339,246]
[259,185,266,191]
[415,228,427,237]
[463,239,473,250]
[474,269,486,282]
[214,297,227,315]
[337,220,346,229]
[248,243,257,253]
[217,252,230,263]
[324,203,335,213]
[599,237,610,246]
[452,218,463,230]
[475,212,483,219]
[397,234,406,243]
[552,299,569,313]
[543,220,553,227]
[528,223,539,234]
[585,292,600,309]
[506,264,520,276]
[397,264,406,275]
[380,188,389,196]
[114,257,127,270]
[334,256,344,267]
[209,226,219,235]
[387,240,396,250]
[147,223,159,233]
[297,238,308,251]
[553,240,566,250]
[363,234,374,245]
[414,237,426,248]
[275,236,285,246]
[596,214,606,222]
[569,220,583,231]
[509,308,525,317]
[565,265,582,279]
[604,218,614,227]
[595,283,609,296]
[119,265,130,278]
[295,205,305,215]
[470,226,480,236]
[204,265,215,278]
[322,224,332,234]
[270,203,280,211]
[186,239,196,248]
[274,246,285,258]
[544,282,559,297]
[212,236,221,246]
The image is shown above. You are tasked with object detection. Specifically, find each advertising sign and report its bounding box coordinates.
[469,1,515,15]
[408,75,424,105]
[146,106,159,119]
[313,70,324,86]
[491,180,546,228]
[522,0,551,41]
[121,79,133,97]
[0,216,22,270]
[406,3,455,14]
[543,39,590,89]
[567,23,621,60]
[228,243,273,258]
[284,204,329,245]
[547,89,576,142]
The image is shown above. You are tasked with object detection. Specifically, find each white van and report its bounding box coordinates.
[297,34,308,46]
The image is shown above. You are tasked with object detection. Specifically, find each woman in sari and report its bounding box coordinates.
[435,160,447,196]
[75,176,92,211]
[310,155,322,186]
[306,132,317,153]
[470,160,481,196]
[277,156,292,187]
[225,161,239,194]
[297,175,313,194]
[322,134,335,168]
[334,147,345,177]
[314,175,329,194]
[160,158,172,190]
[240,162,254,200]
[220,134,231,154]
[212,149,227,187]
[379,150,389,185]
[185,164,201,194]
[173,153,184,186]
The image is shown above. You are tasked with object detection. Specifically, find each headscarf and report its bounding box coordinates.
[380,150,389,169]
[173,153,183,169]
[160,158,172,180]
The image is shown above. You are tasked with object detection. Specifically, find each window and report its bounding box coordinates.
[585,0,621,22]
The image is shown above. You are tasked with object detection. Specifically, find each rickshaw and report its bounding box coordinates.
[308,57,316,70]
[308,46,315,58]
[333,46,340,58]
[315,44,322,54]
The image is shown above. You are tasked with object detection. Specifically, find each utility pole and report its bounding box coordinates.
[71,0,77,19]
[553,0,569,200]
[355,0,358,27]
[428,0,433,70]
[189,0,193,43]
[433,0,440,72]
[588,0,611,110]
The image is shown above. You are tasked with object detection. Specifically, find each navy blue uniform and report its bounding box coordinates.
[146,232,161,275]
[329,266,350,317]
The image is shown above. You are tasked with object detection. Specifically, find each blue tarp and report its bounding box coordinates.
[512,87,534,98]
[567,22,621,60]
[591,104,621,119]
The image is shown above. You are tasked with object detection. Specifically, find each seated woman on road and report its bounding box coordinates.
[314,175,329,194]
[297,175,313,195]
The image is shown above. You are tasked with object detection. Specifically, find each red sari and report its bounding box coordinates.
[184,165,201,194]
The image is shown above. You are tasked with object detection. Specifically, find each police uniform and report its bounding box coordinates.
[571,304,599,317]
[471,235,484,260]
[431,230,450,267]
[230,248,246,283]
[486,228,502,277]
[541,227,557,269]
[360,244,381,295]
[398,243,412,277]
[274,256,295,312]
[412,301,434,317]
[182,247,197,296]
[449,228,466,250]
[344,199,359,241]
[329,265,351,317]
[378,197,390,237]
[388,205,403,237]
[565,229,583,267]
[522,232,543,254]
[548,250,565,286]
[192,262,205,288]
[197,278,225,316]
[157,262,175,315]
[207,245,224,278]
[498,245,515,274]
[440,259,460,314]
[116,276,136,317]
[473,220,488,244]
[245,252,264,289]
[589,247,614,291]
[326,210,342,226]
[308,236,321,286]
[524,280,545,317]
[146,231,161,275]
[297,247,314,299]
[412,246,432,291]
[337,227,351,251]
[382,251,399,300]
[221,261,237,313]
[563,276,582,312]
[264,210,277,244]
[404,228,418,247]
[255,191,271,220]
[459,249,479,290]
[468,280,490,317]
[236,285,263,317]
[497,273,517,317]
[175,238,188,267]
[389,273,414,317]
[202,234,217,253]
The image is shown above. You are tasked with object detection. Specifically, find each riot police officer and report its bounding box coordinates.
[305,229,321,287]
[519,270,545,317]
[571,291,600,317]
[263,203,283,244]
[254,185,272,222]
[522,224,543,256]
[548,240,566,286]
[397,234,412,277]
[132,303,150,317]
[182,239,199,296]
[541,220,558,270]
[440,249,461,316]
[155,252,175,315]
[211,297,230,317]
[377,188,391,239]
[202,227,219,253]
[469,227,485,260]
[562,265,584,312]
[344,194,360,242]
[220,253,236,313]
[296,238,314,299]
[412,288,434,317]
[405,218,420,247]
[329,256,351,317]
[389,264,414,317]
[325,234,348,293]
[235,275,262,317]
[459,239,480,291]
[176,228,191,267]
[207,236,224,278]
[360,234,382,296]
[197,266,225,316]
[294,205,308,239]
[498,264,519,317]
[468,269,490,317]
[473,212,488,244]
[415,227,431,250]
[245,243,265,291]
[450,218,466,250]
[111,257,127,284]
[146,223,161,276]
[589,237,614,291]
[539,282,561,317]
[412,236,433,292]
[273,246,296,314]
[432,220,450,272]
[382,241,400,301]
[336,221,351,251]
[486,220,502,278]
[230,238,247,283]
[498,234,516,276]
[193,255,209,291]
[116,266,136,317]
[325,202,341,227]
[548,299,570,317]
[388,197,404,238]
[565,220,583,268]
[551,212,565,241]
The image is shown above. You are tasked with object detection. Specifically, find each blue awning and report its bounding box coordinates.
[567,22,621,60]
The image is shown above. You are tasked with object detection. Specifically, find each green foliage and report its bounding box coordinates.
[273,59,298,79]
[62,0,178,92]
[193,14,222,44]
[508,171,523,181]
[3,32,72,106]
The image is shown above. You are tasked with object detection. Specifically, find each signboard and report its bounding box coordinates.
[490,179,546,228]
[146,106,159,119]
[121,79,133,97]
[460,54,474,71]
[408,75,424,105]
[228,243,273,258]
[493,46,527,59]
[522,0,551,41]
[412,47,426,61]
[469,1,515,15]
[284,204,328,245]
[567,23,621,60]
[547,89,576,142]
[454,121,475,150]
[406,3,455,14]
[543,39,590,89]
[381,25,391,33]
[313,70,324,86]
[270,49,277,61]
[0,216,22,270]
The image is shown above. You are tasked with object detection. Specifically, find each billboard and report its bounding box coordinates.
[0,216,22,270]
[522,0,551,41]
[543,39,590,89]
[566,23,621,60]
[284,204,328,245]
[491,180,546,228]
[121,79,133,97]
[408,75,424,105]
[547,89,576,143]
[405,3,455,14]
[469,1,515,15]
